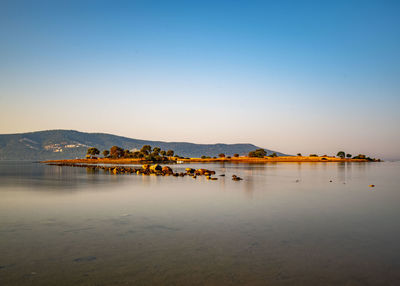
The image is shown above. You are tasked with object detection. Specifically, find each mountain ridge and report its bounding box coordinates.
[0,129,285,160]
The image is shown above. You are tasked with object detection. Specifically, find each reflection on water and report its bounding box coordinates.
[1,161,400,285]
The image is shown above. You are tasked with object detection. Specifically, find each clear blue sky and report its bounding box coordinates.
[1,0,399,159]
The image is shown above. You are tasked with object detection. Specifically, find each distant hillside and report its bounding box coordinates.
[0,130,285,160]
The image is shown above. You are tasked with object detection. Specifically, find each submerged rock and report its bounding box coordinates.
[73,256,97,262]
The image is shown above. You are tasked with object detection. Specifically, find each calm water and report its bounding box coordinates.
[1,161,400,286]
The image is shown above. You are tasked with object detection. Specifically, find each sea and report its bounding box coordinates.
[1,161,399,285]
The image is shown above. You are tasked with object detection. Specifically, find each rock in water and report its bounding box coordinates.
[150,164,162,172]
[162,166,173,174]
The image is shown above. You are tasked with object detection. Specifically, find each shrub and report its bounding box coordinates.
[353,154,366,159]
[233,153,239,157]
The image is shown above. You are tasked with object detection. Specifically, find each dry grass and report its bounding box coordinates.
[42,156,368,164]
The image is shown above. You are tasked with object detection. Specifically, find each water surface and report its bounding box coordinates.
[1,161,399,285]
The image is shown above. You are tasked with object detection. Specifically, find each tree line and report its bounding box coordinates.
[87,145,176,161]
[86,147,377,161]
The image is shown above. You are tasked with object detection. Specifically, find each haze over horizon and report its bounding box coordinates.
[1,1,399,160]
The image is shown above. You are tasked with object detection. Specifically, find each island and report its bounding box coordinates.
[41,145,380,165]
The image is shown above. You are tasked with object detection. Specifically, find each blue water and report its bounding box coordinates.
[0,161,399,285]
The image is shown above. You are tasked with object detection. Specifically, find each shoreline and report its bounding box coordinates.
[41,156,373,165]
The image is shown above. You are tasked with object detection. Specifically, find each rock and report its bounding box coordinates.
[220,174,225,177]
[142,164,150,170]
[369,184,375,187]
[197,169,208,175]
[150,164,162,172]
[186,168,195,174]
[162,166,173,174]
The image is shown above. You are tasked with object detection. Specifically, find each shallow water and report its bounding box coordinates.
[0,161,400,285]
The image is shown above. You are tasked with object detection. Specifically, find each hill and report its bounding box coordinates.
[0,130,285,160]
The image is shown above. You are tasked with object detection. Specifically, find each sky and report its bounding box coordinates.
[0,0,399,160]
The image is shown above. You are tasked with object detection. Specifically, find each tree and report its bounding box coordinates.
[145,154,155,161]
[166,150,174,157]
[219,153,225,158]
[297,153,302,156]
[102,150,109,157]
[160,150,166,156]
[132,151,141,158]
[140,145,152,154]
[153,147,161,155]
[269,152,277,157]
[346,153,352,158]
[337,151,345,158]
[110,146,124,158]
[87,147,100,156]
[248,149,267,158]
[233,153,239,157]
[124,149,131,158]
